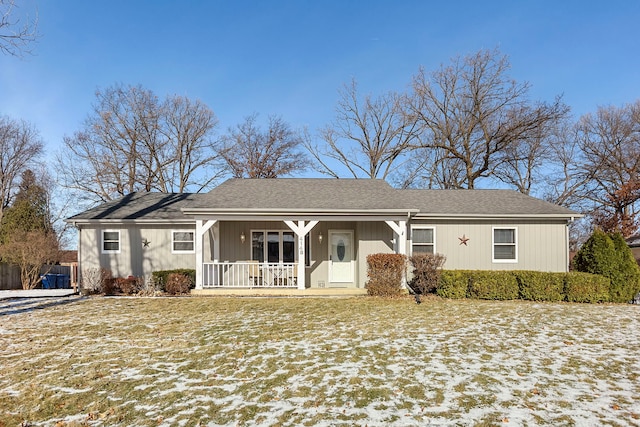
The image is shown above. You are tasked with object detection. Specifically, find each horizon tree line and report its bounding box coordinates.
[1,48,640,260]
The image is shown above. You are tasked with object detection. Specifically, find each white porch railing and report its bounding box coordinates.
[202,262,298,288]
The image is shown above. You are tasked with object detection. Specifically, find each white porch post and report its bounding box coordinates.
[385,220,407,256]
[284,220,318,290]
[195,219,217,289]
[385,220,408,288]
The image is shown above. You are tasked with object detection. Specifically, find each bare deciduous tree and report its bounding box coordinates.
[0,115,43,223]
[220,113,308,178]
[59,84,223,203]
[576,101,640,236]
[408,48,568,189]
[0,230,59,289]
[306,80,418,179]
[0,0,38,57]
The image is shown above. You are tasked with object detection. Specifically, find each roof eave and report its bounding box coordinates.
[413,213,583,220]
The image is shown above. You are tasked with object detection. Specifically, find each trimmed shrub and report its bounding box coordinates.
[437,270,471,299]
[467,271,519,300]
[408,253,446,297]
[564,271,610,303]
[152,269,196,292]
[366,253,407,297]
[516,271,565,302]
[165,273,192,295]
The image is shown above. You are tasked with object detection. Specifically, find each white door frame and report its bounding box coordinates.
[328,229,354,283]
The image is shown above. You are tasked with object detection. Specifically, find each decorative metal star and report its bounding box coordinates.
[458,234,469,246]
[142,238,150,248]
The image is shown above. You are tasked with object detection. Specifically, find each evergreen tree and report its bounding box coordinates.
[610,232,640,302]
[573,229,640,303]
[0,169,59,289]
[0,170,52,242]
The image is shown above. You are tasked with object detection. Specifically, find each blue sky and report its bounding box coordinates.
[1,0,639,173]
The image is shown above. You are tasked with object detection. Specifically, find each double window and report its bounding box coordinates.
[411,226,435,254]
[172,230,195,253]
[493,227,517,262]
[101,230,120,254]
[251,230,311,266]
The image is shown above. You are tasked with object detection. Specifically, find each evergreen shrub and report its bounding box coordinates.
[564,272,610,303]
[516,271,565,302]
[467,271,519,300]
[366,253,406,297]
[573,230,640,303]
[436,270,471,299]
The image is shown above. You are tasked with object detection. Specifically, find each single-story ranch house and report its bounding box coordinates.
[66,179,581,291]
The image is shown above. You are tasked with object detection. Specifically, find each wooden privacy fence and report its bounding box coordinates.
[0,263,71,290]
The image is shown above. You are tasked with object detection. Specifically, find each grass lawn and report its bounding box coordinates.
[1,296,639,426]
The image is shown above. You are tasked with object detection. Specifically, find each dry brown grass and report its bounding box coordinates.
[0,296,639,426]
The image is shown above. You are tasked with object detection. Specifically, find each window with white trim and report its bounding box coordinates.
[172,230,195,253]
[412,226,435,254]
[102,230,120,253]
[493,227,517,262]
[251,230,311,265]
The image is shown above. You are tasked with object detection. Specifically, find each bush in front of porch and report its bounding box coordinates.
[366,253,406,297]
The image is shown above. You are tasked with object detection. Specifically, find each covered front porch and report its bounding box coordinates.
[188,214,415,290]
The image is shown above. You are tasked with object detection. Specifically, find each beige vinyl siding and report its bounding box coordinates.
[218,221,372,288]
[356,222,394,288]
[410,219,569,272]
[80,224,196,279]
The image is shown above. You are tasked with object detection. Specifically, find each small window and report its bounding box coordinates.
[172,230,195,253]
[412,227,435,254]
[493,227,517,262]
[102,230,120,253]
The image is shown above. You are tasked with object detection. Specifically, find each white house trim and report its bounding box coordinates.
[284,220,318,289]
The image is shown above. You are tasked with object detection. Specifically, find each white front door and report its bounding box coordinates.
[329,230,353,283]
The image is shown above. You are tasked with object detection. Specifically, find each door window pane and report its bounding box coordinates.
[283,232,295,263]
[267,232,280,263]
[252,232,264,262]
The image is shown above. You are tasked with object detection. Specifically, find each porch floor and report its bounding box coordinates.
[191,288,368,297]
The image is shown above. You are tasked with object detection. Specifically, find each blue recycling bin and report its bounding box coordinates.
[57,274,71,289]
[41,274,56,289]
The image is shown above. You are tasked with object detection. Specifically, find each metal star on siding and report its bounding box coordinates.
[458,234,469,246]
[142,238,150,248]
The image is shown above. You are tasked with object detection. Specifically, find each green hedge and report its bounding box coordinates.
[564,271,610,303]
[467,271,519,300]
[436,270,612,304]
[152,269,196,291]
[437,270,470,299]
[516,270,565,302]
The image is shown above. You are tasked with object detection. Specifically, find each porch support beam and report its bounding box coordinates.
[284,220,319,290]
[386,220,408,289]
[385,220,407,255]
[195,219,217,289]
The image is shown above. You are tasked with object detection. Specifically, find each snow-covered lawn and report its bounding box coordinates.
[1,296,639,426]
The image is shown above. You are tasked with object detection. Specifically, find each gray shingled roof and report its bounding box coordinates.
[66,179,580,221]
[187,178,412,211]
[66,192,200,221]
[401,189,578,217]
